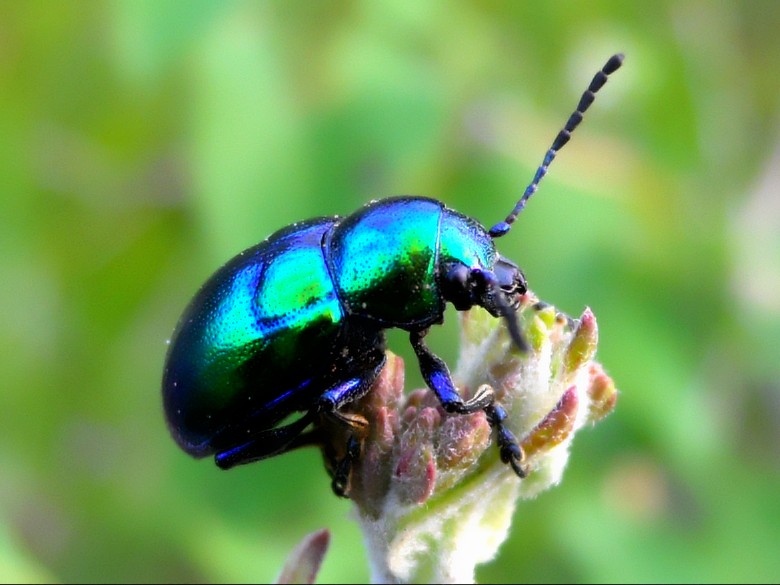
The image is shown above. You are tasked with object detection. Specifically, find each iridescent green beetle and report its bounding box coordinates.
[162,54,623,496]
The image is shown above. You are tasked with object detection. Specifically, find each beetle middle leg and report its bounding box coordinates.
[281,422,364,499]
[410,328,526,478]
[315,353,387,497]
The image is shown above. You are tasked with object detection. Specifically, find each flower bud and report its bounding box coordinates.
[317,291,618,583]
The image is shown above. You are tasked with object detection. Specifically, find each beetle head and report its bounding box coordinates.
[441,255,529,352]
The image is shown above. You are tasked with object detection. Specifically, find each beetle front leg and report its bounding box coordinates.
[410,328,527,479]
[485,403,527,478]
[410,328,493,414]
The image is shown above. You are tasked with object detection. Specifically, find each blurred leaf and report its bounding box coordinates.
[275,529,330,585]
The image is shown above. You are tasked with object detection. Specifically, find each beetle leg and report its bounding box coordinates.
[330,434,362,498]
[317,371,381,413]
[316,354,386,497]
[410,329,527,479]
[214,411,316,469]
[292,424,363,498]
[319,406,371,497]
[281,425,362,497]
[485,403,527,478]
[410,329,494,414]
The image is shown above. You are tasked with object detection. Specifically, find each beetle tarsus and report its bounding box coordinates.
[486,403,528,479]
[331,435,362,498]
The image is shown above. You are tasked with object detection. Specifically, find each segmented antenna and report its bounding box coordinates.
[489,53,624,238]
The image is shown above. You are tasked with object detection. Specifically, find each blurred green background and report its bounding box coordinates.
[2,1,780,583]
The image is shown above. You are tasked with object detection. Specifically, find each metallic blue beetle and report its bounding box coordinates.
[163,54,623,496]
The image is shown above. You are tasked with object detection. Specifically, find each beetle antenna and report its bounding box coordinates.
[489,53,624,238]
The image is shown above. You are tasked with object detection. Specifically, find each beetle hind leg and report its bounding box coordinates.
[214,411,316,469]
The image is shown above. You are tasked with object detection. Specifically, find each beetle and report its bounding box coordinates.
[163,54,623,496]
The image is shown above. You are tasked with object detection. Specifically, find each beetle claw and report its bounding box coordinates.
[485,403,528,479]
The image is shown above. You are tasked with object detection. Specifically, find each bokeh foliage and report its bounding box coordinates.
[1,1,780,582]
